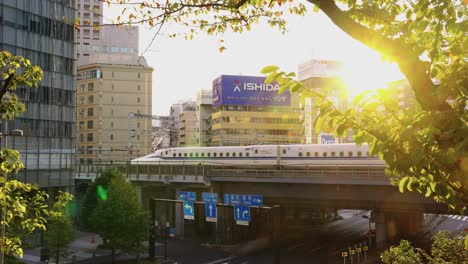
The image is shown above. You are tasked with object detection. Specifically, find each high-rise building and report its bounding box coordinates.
[196,90,212,146]
[169,101,195,147]
[77,0,103,66]
[0,0,76,190]
[298,59,349,144]
[211,75,302,146]
[178,110,197,147]
[76,57,153,163]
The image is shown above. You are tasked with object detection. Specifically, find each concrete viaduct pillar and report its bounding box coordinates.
[373,211,424,249]
[174,187,185,237]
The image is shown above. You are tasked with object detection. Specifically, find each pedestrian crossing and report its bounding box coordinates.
[445,215,468,222]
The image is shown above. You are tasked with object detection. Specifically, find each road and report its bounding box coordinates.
[202,212,468,264]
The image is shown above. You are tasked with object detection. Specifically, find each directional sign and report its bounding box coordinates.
[356,248,362,253]
[341,252,348,257]
[205,202,217,222]
[350,249,355,255]
[179,191,196,201]
[183,201,194,220]
[224,194,263,206]
[202,192,218,203]
[363,246,368,251]
[234,205,250,225]
[169,228,175,238]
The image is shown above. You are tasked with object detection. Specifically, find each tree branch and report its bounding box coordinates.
[0,74,14,103]
[309,0,450,111]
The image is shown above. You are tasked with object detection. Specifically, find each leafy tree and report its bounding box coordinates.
[81,168,122,231]
[91,0,467,210]
[381,240,426,264]
[0,51,73,261]
[381,231,468,264]
[90,169,148,264]
[44,213,76,264]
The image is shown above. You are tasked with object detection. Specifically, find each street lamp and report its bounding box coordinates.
[0,128,23,264]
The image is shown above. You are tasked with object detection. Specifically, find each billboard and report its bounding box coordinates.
[212,75,291,107]
[320,133,336,144]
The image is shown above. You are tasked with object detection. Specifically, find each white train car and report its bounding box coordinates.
[131,144,385,167]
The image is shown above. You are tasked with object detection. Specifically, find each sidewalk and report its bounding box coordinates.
[22,231,111,264]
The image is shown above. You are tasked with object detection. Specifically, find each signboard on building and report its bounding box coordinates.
[212,75,291,107]
[320,133,336,144]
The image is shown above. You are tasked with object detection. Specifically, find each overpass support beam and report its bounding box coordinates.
[175,188,185,237]
[374,211,387,249]
[373,211,424,249]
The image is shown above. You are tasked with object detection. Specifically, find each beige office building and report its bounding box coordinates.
[178,110,198,147]
[77,57,153,163]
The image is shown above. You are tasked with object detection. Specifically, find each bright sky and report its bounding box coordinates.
[104,6,404,116]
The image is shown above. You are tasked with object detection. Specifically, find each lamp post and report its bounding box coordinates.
[0,127,24,264]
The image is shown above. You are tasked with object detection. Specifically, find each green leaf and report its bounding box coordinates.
[399,177,410,193]
[261,65,279,74]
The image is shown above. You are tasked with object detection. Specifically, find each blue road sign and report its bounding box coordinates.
[205,202,217,222]
[183,201,194,220]
[179,191,196,201]
[224,194,263,206]
[202,192,218,203]
[234,205,250,225]
[169,228,175,238]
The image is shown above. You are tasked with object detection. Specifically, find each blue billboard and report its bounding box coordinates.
[212,75,291,107]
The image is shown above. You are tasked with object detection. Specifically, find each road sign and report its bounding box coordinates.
[350,249,355,255]
[205,202,217,222]
[341,252,348,257]
[179,191,196,201]
[169,228,175,238]
[202,192,218,203]
[183,201,194,220]
[223,194,263,206]
[363,246,368,251]
[234,205,250,225]
[356,248,362,253]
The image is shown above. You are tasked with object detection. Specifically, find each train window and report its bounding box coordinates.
[226,153,230,157]
[357,151,362,157]
[220,153,223,157]
[366,152,370,157]
[306,152,311,157]
[246,152,250,157]
[196,153,199,157]
[184,153,187,157]
[255,150,258,154]
[179,153,182,157]
[331,152,336,157]
[323,152,328,157]
[314,152,319,157]
[239,152,243,157]
[173,153,176,157]
[190,153,193,157]
[339,151,344,157]
[165,151,168,155]
[298,152,303,157]
[283,149,286,154]
[348,151,353,156]
[214,153,217,157]
[201,153,205,157]
[207,153,211,157]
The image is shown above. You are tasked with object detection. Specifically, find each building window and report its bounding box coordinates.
[87,120,93,129]
[137,97,140,103]
[138,85,140,91]
[112,46,119,53]
[88,95,94,104]
[92,45,99,52]
[111,96,114,103]
[79,109,84,117]
[80,133,84,142]
[80,84,85,93]
[79,96,85,104]
[138,73,140,78]
[83,43,90,50]
[137,123,140,128]
[87,146,93,154]
[87,133,93,142]
[88,83,94,91]
[87,108,94,117]
[122,47,128,53]
[110,122,113,128]
[110,134,113,141]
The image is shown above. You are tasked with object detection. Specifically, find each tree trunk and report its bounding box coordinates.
[111,248,115,264]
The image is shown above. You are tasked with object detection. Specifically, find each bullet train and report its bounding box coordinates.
[131,144,385,167]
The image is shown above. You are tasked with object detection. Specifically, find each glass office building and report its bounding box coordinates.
[0,0,76,191]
